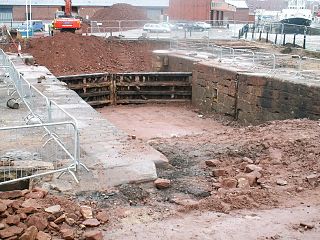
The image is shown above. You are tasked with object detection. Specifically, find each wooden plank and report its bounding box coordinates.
[116,91,191,96]
[79,91,111,97]
[116,72,192,76]
[115,99,191,104]
[116,81,191,87]
[67,82,112,90]
[57,72,109,79]
[87,100,113,106]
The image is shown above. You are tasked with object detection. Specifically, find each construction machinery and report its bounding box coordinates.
[51,0,82,35]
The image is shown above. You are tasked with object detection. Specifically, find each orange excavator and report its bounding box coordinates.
[51,0,82,35]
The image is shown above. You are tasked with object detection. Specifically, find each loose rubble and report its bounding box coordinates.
[154,178,171,189]
[0,188,107,239]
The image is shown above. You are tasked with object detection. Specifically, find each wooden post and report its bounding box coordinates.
[283,34,286,46]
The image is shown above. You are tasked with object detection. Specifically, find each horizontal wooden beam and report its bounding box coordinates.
[116,99,191,104]
[79,91,111,97]
[87,100,113,106]
[116,91,191,96]
[67,82,112,90]
[116,81,191,87]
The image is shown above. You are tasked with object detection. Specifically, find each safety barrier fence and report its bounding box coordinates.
[0,49,88,186]
[170,39,320,80]
[239,22,320,52]
[86,20,250,39]
[85,20,320,51]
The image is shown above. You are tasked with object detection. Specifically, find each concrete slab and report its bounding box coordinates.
[2,55,169,191]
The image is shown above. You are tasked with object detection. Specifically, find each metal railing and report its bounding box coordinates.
[169,38,320,80]
[0,49,88,186]
[239,22,320,52]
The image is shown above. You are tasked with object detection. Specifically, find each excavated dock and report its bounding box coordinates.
[1,54,169,191]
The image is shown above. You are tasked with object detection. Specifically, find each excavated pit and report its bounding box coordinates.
[1,34,320,239]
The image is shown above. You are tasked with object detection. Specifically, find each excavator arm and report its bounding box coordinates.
[65,0,72,17]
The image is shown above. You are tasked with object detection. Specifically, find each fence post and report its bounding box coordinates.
[251,25,255,39]
[266,32,269,42]
[275,34,278,45]
[283,34,286,46]
[303,27,307,49]
[293,34,296,47]
[259,31,262,41]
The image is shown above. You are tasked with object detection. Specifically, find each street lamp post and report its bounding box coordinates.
[25,0,29,38]
[25,0,32,38]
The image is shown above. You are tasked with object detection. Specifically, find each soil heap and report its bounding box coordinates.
[18,32,168,76]
[91,4,148,21]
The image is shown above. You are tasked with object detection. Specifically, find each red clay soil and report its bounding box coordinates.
[91,4,148,21]
[20,32,168,76]
[0,188,107,239]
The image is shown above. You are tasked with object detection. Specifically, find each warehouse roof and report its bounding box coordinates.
[225,0,248,9]
[0,0,169,7]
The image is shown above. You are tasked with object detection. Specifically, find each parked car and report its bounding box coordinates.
[173,22,188,30]
[18,20,44,32]
[186,22,212,31]
[195,22,211,30]
[143,23,171,33]
[159,22,174,30]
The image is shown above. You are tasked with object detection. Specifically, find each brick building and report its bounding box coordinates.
[0,0,169,22]
[168,0,250,22]
[224,0,250,22]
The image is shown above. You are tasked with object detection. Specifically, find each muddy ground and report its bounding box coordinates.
[95,104,320,239]
[0,97,319,239]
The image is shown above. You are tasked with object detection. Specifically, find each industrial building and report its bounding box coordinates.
[168,0,251,22]
[0,0,169,21]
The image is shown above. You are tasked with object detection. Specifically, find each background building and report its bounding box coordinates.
[0,0,169,21]
[224,0,250,21]
[169,0,250,22]
[246,0,287,12]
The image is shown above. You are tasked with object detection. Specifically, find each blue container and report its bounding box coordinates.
[18,29,34,38]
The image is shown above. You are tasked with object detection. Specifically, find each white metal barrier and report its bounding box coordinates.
[0,49,88,186]
[170,39,320,80]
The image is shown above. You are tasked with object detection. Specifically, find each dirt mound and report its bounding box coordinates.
[148,118,320,212]
[91,4,148,21]
[0,188,107,239]
[20,32,168,76]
